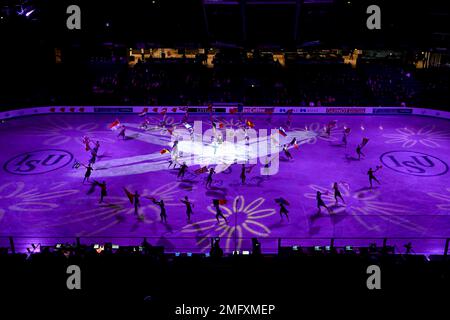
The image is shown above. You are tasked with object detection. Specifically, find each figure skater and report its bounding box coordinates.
[180,196,194,222]
[211,139,219,156]
[368,167,381,188]
[213,199,228,224]
[217,134,223,145]
[97,181,107,203]
[170,139,180,161]
[140,117,150,130]
[244,128,250,142]
[118,125,126,140]
[153,198,167,223]
[178,162,188,179]
[168,149,179,169]
[263,157,271,178]
[278,201,289,221]
[333,182,345,206]
[342,131,348,147]
[93,141,100,154]
[134,191,141,217]
[282,144,293,160]
[168,157,177,169]
[206,167,215,188]
[325,125,331,137]
[172,139,179,152]
[317,191,332,214]
[82,136,91,151]
[89,150,97,165]
[82,164,94,183]
[240,164,247,184]
[289,137,297,146]
[356,144,365,160]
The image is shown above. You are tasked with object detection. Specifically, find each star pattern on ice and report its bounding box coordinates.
[181,195,276,251]
[383,125,450,148]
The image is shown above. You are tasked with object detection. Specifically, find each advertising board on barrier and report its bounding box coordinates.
[277,107,321,113]
[372,108,413,115]
[49,107,86,113]
[243,107,275,114]
[1,106,450,121]
[413,108,450,119]
[146,107,183,113]
[189,107,226,113]
[326,107,366,114]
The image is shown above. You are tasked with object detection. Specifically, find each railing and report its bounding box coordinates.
[1,236,449,255]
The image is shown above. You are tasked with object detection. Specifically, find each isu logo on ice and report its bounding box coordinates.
[4,149,73,175]
[380,151,448,177]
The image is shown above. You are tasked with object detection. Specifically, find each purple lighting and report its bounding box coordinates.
[0,112,448,254]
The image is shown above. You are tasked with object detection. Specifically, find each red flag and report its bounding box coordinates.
[108,119,121,130]
[246,119,255,128]
[194,166,208,174]
[361,137,369,147]
[278,127,287,137]
[275,198,289,205]
[138,108,149,117]
[230,108,238,114]
[160,149,170,154]
[214,199,227,205]
[327,120,337,128]
[123,188,134,204]
[219,123,225,129]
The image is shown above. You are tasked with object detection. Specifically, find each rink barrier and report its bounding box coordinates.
[1,106,450,121]
[1,236,449,255]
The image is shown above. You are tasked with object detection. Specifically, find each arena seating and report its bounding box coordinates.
[1,55,448,109]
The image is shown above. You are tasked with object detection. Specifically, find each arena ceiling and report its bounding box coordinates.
[0,0,449,50]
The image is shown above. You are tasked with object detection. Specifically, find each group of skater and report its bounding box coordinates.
[275,181,344,221]
[75,110,383,226]
[123,189,228,225]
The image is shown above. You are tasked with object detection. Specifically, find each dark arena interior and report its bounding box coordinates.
[0,0,449,316]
